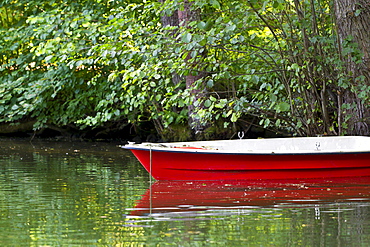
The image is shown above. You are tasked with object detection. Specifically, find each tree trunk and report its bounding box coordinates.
[178,0,207,138]
[159,0,181,85]
[333,0,370,135]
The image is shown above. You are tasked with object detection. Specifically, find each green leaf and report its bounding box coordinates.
[231,113,238,122]
[276,102,290,112]
[210,0,221,9]
[275,119,281,126]
[182,32,192,43]
[45,55,55,63]
[197,21,206,30]
[269,93,277,102]
[226,24,236,32]
[207,79,214,88]
[198,37,207,46]
[204,99,212,107]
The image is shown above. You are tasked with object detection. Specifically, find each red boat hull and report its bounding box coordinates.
[131,149,370,180]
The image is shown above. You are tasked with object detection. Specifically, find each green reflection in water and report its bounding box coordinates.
[126,204,370,247]
[0,139,149,246]
[0,139,370,246]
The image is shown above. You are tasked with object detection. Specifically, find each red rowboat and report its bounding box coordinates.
[123,136,370,180]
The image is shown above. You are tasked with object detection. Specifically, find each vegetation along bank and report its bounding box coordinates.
[1,0,369,141]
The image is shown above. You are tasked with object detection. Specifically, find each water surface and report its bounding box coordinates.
[0,139,370,246]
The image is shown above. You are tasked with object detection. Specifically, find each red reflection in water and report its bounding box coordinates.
[131,177,370,216]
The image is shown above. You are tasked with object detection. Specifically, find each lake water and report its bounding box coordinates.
[1,139,370,246]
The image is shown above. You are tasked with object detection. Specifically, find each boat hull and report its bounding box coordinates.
[130,149,370,180]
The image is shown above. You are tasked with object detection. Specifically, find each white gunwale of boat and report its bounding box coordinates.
[123,136,370,154]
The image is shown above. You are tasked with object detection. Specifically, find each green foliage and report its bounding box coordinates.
[0,0,368,139]
[0,0,137,131]
[177,0,368,136]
